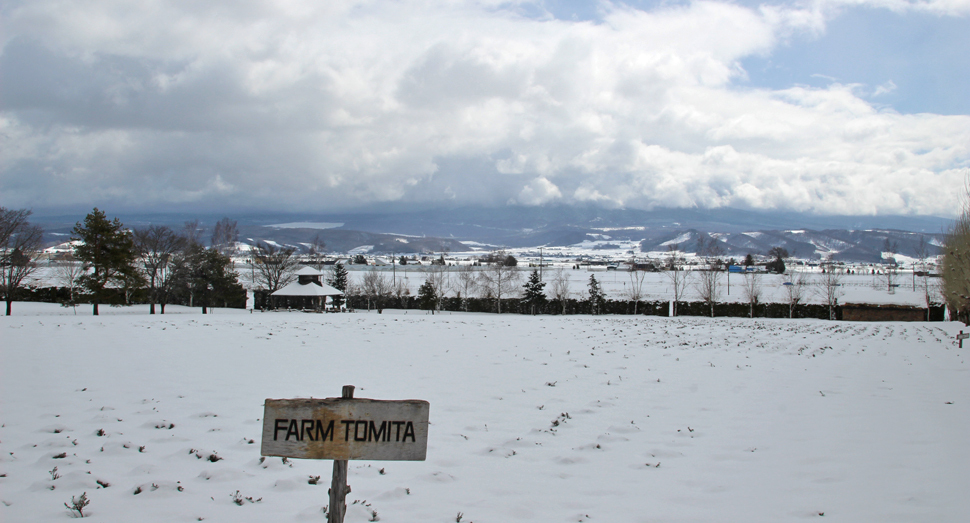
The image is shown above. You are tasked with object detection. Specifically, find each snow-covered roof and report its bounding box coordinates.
[294,266,324,276]
[271,280,343,297]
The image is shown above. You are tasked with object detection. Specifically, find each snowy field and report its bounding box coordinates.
[2,304,968,522]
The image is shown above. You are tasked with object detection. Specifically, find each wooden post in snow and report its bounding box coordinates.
[261,385,429,523]
[328,385,354,523]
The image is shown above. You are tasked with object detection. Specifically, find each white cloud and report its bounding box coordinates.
[873,80,898,97]
[821,0,970,16]
[0,0,967,217]
[512,177,562,205]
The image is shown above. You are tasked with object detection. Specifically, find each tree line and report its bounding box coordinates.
[1,207,246,315]
[1,202,967,322]
[70,209,247,315]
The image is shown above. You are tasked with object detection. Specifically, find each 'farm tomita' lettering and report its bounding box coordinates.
[262,397,430,461]
[274,419,416,443]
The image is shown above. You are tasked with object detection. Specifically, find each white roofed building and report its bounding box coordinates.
[270,266,343,311]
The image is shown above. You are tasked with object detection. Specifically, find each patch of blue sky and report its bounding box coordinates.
[741,7,970,116]
[521,1,969,116]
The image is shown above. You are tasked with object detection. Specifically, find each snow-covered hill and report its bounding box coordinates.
[33,206,949,261]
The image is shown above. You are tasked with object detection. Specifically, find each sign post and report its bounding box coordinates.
[957,331,968,349]
[261,385,430,523]
[329,385,353,523]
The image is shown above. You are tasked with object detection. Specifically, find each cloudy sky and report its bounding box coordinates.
[1,0,968,217]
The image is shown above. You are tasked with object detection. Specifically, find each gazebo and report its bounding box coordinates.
[270,267,344,311]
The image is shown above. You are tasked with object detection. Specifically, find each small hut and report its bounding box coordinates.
[270,267,344,311]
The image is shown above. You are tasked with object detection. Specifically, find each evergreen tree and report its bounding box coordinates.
[181,245,244,314]
[766,255,786,274]
[418,279,437,314]
[587,274,605,315]
[328,263,349,309]
[72,208,143,315]
[522,269,546,315]
[766,246,788,274]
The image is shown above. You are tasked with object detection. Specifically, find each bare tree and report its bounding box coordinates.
[883,237,899,294]
[693,234,726,317]
[914,236,927,291]
[478,263,521,313]
[210,217,239,257]
[695,268,722,318]
[183,220,203,245]
[454,265,478,311]
[362,269,392,313]
[914,235,933,319]
[665,269,690,317]
[885,265,899,294]
[54,253,85,314]
[309,234,327,269]
[361,269,378,311]
[740,272,762,318]
[816,261,844,320]
[665,248,690,317]
[252,242,298,294]
[157,247,190,314]
[393,277,410,308]
[550,267,571,314]
[942,183,970,323]
[700,235,725,261]
[342,278,361,312]
[424,264,449,313]
[0,207,44,316]
[782,269,806,319]
[134,225,185,314]
[626,263,648,314]
[695,236,708,258]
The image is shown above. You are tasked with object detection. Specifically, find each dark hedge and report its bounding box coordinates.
[11,285,247,310]
[252,291,943,321]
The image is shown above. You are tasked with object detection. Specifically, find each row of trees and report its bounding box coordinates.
[3,203,956,320]
[345,256,841,320]
[2,207,251,316]
[663,252,843,321]
[347,249,854,320]
[70,209,245,315]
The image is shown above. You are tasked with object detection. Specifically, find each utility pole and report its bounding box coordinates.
[539,247,542,281]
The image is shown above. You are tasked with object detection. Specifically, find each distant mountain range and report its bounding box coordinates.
[34,205,951,262]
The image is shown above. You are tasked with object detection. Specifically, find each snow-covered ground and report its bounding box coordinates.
[2,303,968,522]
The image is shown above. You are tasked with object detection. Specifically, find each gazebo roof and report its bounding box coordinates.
[294,266,324,276]
[271,280,343,297]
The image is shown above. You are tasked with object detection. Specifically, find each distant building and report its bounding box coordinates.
[270,267,343,311]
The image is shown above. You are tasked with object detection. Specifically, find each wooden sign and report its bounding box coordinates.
[958,331,968,348]
[261,397,430,461]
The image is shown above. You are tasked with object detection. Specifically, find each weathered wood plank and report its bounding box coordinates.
[261,397,430,461]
